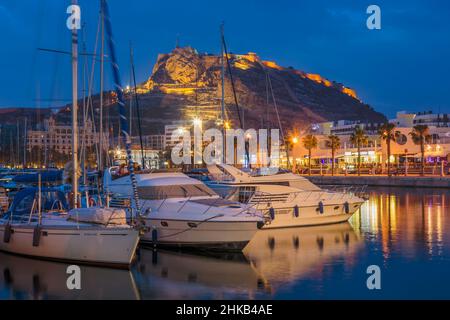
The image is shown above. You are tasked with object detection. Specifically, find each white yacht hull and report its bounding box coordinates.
[259,201,363,229]
[0,224,140,269]
[141,218,261,251]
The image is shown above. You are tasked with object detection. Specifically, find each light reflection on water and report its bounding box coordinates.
[0,187,448,299]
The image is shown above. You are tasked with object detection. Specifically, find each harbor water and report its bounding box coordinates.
[0,187,449,299]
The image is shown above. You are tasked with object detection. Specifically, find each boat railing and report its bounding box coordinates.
[321,185,369,200]
[249,185,368,205]
[207,173,234,183]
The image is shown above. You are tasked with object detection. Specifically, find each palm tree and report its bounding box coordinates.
[325,135,340,176]
[379,123,401,177]
[350,126,368,176]
[302,134,318,176]
[410,125,431,176]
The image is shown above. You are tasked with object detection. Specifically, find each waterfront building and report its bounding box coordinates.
[390,111,449,128]
[312,120,384,136]
[164,121,191,149]
[292,115,450,174]
[27,117,107,155]
[131,134,165,151]
[112,145,160,169]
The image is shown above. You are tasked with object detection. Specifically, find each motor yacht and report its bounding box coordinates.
[104,167,264,251]
[203,164,366,228]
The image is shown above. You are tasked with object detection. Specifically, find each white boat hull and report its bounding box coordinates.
[0,224,140,269]
[258,202,363,229]
[141,218,261,251]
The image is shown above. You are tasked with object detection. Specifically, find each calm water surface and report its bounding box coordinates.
[0,187,449,299]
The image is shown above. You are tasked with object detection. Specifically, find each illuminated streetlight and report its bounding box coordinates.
[292,136,299,144]
[193,117,202,127]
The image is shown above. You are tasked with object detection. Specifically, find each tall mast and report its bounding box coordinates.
[71,0,79,207]
[102,0,141,215]
[99,2,105,171]
[81,23,88,186]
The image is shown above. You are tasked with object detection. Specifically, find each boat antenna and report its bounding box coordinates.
[101,0,141,215]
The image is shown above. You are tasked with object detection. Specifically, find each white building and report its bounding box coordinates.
[131,134,165,151]
[390,111,450,128]
[312,120,384,136]
[27,117,106,155]
[164,121,191,149]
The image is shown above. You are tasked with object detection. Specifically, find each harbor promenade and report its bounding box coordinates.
[304,174,450,188]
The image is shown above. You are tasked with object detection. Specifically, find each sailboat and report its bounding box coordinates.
[0,0,139,268]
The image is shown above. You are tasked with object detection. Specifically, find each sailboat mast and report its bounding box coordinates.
[99,2,105,171]
[220,22,226,164]
[71,0,79,207]
[102,0,141,215]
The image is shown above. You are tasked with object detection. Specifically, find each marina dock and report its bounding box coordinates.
[305,175,450,188]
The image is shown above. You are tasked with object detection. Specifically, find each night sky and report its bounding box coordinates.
[1,0,449,118]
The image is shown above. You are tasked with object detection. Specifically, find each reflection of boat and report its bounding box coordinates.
[243,223,363,287]
[206,164,365,228]
[134,248,269,297]
[0,251,140,299]
[104,169,264,251]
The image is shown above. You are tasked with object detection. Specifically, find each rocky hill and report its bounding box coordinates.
[0,47,386,136]
[129,46,386,133]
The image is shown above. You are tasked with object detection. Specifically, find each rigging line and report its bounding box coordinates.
[267,72,285,139]
[259,62,289,166]
[130,43,146,169]
[220,35,243,129]
[80,23,88,180]
[102,0,141,215]
[37,47,107,58]
[85,11,102,168]
[267,71,290,167]
[221,29,251,166]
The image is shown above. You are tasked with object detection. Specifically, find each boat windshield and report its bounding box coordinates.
[137,183,217,200]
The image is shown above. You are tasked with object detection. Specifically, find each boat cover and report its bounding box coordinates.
[68,207,127,225]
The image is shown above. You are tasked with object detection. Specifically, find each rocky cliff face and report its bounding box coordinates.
[3,47,385,136]
[132,46,386,133]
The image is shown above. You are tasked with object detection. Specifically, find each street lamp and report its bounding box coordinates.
[291,136,299,173]
[193,117,202,128]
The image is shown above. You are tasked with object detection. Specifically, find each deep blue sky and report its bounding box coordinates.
[1,0,449,118]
